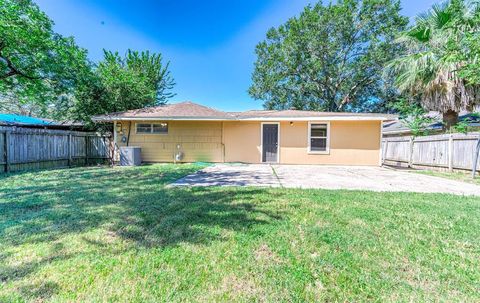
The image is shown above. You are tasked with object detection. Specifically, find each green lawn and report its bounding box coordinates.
[413,169,480,186]
[1,164,479,302]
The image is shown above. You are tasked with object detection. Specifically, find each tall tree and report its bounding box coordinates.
[249,0,408,112]
[71,50,175,125]
[0,0,90,117]
[386,0,480,129]
[454,1,480,93]
[98,50,175,110]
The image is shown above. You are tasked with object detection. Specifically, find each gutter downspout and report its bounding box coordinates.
[126,121,132,146]
[221,121,225,163]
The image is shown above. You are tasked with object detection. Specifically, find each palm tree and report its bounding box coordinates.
[386,0,480,130]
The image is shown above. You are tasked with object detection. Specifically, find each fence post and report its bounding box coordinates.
[383,139,388,165]
[380,139,384,165]
[448,134,454,172]
[68,133,72,167]
[408,136,414,168]
[85,135,89,165]
[102,136,107,161]
[472,134,480,178]
[3,131,10,173]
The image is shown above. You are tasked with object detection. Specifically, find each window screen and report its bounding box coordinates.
[152,123,168,134]
[309,123,328,152]
[136,123,168,134]
[136,123,152,134]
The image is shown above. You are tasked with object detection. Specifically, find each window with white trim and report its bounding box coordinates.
[309,123,328,152]
[136,123,168,134]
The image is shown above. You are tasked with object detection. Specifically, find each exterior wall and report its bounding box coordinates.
[223,121,261,163]
[221,120,381,165]
[279,121,381,165]
[116,121,223,162]
[114,119,381,166]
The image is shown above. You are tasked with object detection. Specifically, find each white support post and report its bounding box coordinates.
[378,122,384,166]
[448,134,454,172]
[113,121,118,163]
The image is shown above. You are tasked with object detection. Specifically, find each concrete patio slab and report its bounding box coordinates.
[171,163,280,187]
[170,163,480,196]
[273,165,480,196]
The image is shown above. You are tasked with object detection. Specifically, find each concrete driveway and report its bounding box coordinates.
[171,163,480,196]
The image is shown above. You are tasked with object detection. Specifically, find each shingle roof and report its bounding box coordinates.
[100,101,231,119]
[92,101,396,122]
[235,109,393,119]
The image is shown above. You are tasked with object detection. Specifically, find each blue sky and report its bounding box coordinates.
[35,0,438,111]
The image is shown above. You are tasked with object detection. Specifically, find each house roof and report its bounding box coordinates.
[92,101,397,122]
[102,101,230,119]
[235,109,394,120]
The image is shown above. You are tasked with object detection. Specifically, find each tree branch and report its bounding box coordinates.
[0,44,41,80]
[338,77,375,110]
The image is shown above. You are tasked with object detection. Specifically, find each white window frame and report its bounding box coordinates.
[136,122,168,135]
[260,122,280,163]
[308,121,330,154]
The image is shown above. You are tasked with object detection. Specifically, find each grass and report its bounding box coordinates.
[1,164,479,302]
[413,169,480,186]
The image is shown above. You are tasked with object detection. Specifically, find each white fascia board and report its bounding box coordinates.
[93,116,396,122]
[238,116,395,121]
[92,116,236,122]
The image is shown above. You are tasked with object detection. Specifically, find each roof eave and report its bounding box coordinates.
[238,116,395,121]
[91,116,237,122]
[92,115,396,122]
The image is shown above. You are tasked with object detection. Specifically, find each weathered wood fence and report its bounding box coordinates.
[382,132,480,172]
[0,127,112,173]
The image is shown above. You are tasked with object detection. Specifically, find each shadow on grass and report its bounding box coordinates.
[0,252,74,283]
[18,281,59,302]
[0,165,284,295]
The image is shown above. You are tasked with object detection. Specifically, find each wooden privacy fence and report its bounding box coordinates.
[382,132,480,172]
[0,127,112,173]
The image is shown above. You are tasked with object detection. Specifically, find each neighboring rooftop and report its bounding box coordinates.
[0,113,54,126]
[383,111,480,136]
[92,101,397,122]
[0,113,85,130]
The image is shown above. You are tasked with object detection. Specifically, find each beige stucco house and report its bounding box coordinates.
[93,101,396,166]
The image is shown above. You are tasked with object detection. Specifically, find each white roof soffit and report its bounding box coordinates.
[93,116,395,122]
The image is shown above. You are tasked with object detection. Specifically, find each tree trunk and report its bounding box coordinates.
[442,110,459,130]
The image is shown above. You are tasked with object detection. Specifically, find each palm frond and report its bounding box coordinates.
[415,1,450,29]
[386,0,480,114]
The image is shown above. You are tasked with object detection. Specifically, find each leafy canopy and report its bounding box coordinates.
[452,0,480,86]
[249,0,408,112]
[0,0,90,116]
[0,0,175,124]
[71,50,175,125]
